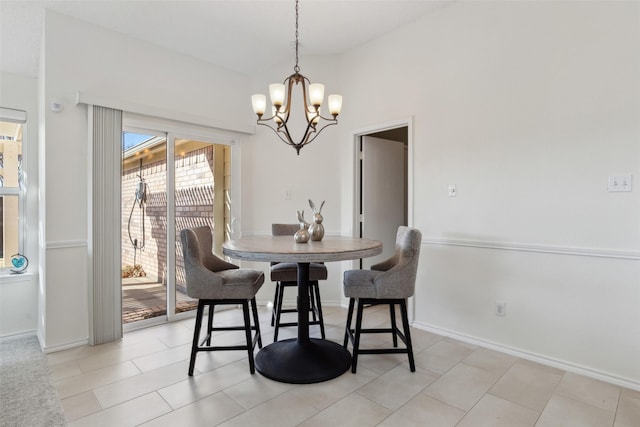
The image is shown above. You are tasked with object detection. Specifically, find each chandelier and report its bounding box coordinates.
[251,0,342,155]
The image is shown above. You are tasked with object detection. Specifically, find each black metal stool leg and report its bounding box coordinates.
[344,297,355,347]
[206,303,215,346]
[242,300,256,374]
[189,301,205,376]
[250,297,262,348]
[271,283,279,326]
[313,283,326,339]
[273,281,286,341]
[389,303,398,347]
[352,299,365,373]
[400,299,415,372]
[309,284,318,322]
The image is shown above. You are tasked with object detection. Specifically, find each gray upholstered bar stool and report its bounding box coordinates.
[180,226,264,376]
[270,223,327,341]
[343,226,422,373]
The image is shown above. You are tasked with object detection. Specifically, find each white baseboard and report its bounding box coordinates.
[413,321,640,392]
[43,337,89,354]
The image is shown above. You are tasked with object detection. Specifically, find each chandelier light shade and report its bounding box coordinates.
[251,0,342,155]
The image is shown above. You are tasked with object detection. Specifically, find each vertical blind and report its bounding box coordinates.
[89,105,122,345]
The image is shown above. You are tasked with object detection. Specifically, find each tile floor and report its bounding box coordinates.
[48,305,640,426]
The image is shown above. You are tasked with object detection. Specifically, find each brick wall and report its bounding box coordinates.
[122,146,219,292]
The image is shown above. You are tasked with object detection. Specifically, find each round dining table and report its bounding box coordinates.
[223,235,382,384]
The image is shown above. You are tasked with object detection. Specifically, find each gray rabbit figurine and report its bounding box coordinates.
[294,210,310,243]
[308,200,325,241]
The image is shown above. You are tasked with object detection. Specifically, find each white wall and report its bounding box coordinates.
[336,1,639,387]
[0,72,39,338]
[40,11,253,349]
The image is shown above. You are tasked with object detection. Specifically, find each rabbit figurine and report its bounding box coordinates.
[308,199,325,241]
[294,210,310,243]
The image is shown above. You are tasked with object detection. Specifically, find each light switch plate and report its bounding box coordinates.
[448,184,456,197]
[608,175,632,192]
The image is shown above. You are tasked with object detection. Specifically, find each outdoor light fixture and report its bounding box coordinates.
[251,0,342,155]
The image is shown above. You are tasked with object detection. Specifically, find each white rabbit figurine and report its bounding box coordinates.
[294,210,310,243]
[308,199,325,241]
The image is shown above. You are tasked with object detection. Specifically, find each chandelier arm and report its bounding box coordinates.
[256,113,286,126]
[256,115,303,150]
[282,75,298,120]
[310,112,339,122]
[278,111,290,128]
[256,93,290,124]
[297,120,317,148]
[282,73,309,110]
[301,120,338,147]
[276,121,298,148]
[299,74,312,108]
[256,121,298,148]
[256,116,338,155]
[280,108,323,149]
[257,109,337,138]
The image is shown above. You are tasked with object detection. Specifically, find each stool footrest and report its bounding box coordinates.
[356,348,410,355]
[278,320,323,327]
[197,344,250,352]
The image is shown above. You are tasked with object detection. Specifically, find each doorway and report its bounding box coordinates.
[356,123,410,269]
[121,127,233,328]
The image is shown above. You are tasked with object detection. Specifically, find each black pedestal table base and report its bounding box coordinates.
[222,236,382,384]
[255,338,351,384]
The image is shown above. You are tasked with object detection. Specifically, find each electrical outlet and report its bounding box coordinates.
[495,301,506,317]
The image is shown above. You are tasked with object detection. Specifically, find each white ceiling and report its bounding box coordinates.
[0,0,453,78]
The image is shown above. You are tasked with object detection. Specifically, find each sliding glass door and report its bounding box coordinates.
[122,125,233,327]
[172,138,231,316]
[122,130,168,325]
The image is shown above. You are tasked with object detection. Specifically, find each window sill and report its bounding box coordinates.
[0,271,36,284]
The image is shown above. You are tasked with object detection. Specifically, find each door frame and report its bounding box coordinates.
[351,116,415,318]
[352,117,414,237]
[122,113,242,330]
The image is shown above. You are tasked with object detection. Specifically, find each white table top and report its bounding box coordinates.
[222,235,382,263]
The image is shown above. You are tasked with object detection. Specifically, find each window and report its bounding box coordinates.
[0,108,26,269]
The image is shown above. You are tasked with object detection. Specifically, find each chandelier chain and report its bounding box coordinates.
[294,0,299,73]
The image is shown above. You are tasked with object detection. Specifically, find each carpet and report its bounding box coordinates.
[0,336,67,426]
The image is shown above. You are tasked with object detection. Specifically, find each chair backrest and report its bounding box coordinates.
[375,226,422,299]
[270,224,300,267]
[271,223,300,236]
[181,225,238,274]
